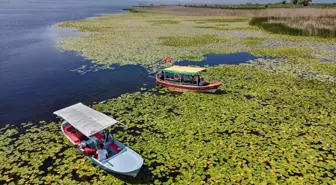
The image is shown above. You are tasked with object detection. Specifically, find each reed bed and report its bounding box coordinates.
[250,17,336,38]
[133,6,336,17]
[133,6,336,37]
[184,3,336,9]
[269,17,336,30]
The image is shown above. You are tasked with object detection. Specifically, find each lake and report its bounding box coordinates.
[0,0,257,126]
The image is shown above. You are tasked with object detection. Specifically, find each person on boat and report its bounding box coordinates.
[194,75,199,85]
[159,70,164,80]
[78,142,96,156]
[191,75,195,84]
[169,74,175,81]
[97,143,108,161]
[185,75,193,84]
[103,130,114,149]
[199,77,205,86]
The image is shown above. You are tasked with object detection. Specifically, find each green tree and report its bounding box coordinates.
[281,0,287,4]
[298,0,312,6]
[292,0,298,4]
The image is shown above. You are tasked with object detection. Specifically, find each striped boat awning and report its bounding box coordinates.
[54,103,118,137]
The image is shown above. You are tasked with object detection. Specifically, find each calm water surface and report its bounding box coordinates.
[0,0,256,126]
[0,0,149,125]
[176,53,256,66]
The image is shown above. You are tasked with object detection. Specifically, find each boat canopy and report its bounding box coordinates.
[54,103,118,137]
[163,65,206,75]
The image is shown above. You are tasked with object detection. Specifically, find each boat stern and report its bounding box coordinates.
[101,147,143,177]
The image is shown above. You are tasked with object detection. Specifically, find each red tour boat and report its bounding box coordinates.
[156,65,223,93]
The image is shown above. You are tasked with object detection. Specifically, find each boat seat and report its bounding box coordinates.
[64,125,84,141]
[64,124,74,133]
[67,134,80,143]
[93,133,103,141]
[110,144,122,152]
[75,131,85,140]
[86,138,100,148]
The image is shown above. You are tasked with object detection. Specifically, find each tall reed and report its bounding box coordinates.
[249,17,336,38]
[133,6,336,17]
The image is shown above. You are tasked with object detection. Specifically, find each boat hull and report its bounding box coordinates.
[61,121,142,177]
[88,157,141,177]
[156,75,222,93]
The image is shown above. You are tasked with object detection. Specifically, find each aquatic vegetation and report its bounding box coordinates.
[241,37,265,46]
[1,7,335,185]
[194,26,218,29]
[1,64,335,184]
[159,35,222,47]
[250,46,313,58]
[194,21,207,24]
[58,13,336,73]
[202,48,241,54]
[216,23,229,26]
[179,55,205,61]
[214,27,260,31]
[248,58,336,82]
[147,20,180,26]
[71,64,114,74]
[204,18,250,22]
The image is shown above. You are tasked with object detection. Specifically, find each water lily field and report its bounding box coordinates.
[58,12,336,75]
[1,11,336,184]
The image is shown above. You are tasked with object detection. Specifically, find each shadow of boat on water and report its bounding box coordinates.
[108,165,153,184]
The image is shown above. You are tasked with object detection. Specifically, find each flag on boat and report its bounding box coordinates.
[164,57,172,63]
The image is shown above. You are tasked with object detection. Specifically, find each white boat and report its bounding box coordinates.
[54,103,143,177]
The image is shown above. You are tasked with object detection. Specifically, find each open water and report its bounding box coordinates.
[0,0,257,126]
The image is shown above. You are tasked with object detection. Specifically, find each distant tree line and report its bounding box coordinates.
[138,1,335,9]
[291,0,312,6]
